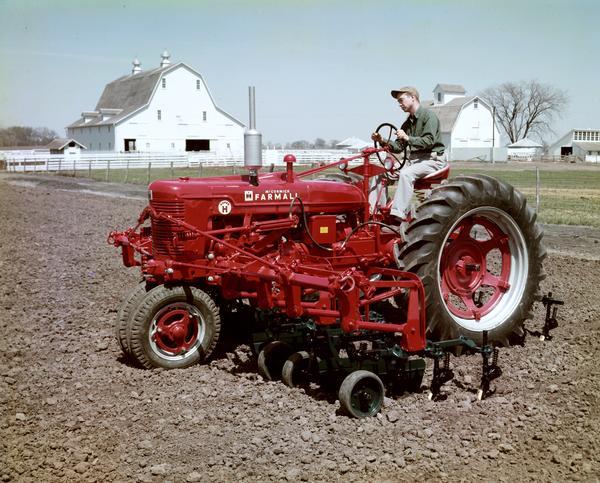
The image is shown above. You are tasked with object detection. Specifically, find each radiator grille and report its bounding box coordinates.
[151,200,185,256]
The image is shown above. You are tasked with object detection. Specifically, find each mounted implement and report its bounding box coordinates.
[109,93,549,417]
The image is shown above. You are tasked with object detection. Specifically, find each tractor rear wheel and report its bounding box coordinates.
[399,174,546,346]
[127,285,221,369]
[115,282,148,357]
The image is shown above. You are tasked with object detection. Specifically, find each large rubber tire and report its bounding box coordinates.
[128,285,221,369]
[338,370,385,418]
[399,174,546,346]
[115,282,148,357]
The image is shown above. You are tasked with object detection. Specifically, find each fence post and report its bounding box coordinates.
[58,157,62,174]
[73,158,76,177]
[198,162,203,177]
[147,162,152,184]
[106,159,111,182]
[170,160,174,178]
[535,167,540,213]
[46,158,50,173]
[88,158,92,179]
[125,159,129,184]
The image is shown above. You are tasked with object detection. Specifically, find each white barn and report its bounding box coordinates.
[425,84,502,161]
[548,129,600,162]
[67,52,245,156]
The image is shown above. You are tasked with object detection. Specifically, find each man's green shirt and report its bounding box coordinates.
[387,106,445,156]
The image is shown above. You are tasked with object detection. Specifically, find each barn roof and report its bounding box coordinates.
[573,141,600,151]
[46,138,87,150]
[507,138,543,148]
[337,137,370,149]
[434,84,466,94]
[426,96,475,133]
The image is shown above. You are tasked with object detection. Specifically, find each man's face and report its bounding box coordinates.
[397,93,415,112]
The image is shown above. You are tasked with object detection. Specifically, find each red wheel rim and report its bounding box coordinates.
[150,303,203,357]
[440,215,512,321]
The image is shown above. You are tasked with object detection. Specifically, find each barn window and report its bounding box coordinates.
[157,110,162,121]
[196,79,201,90]
[162,78,166,88]
[107,126,111,133]
[437,92,441,102]
[203,111,207,121]
[474,99,478,109]
[108,142,112,150]
[171,142,175,148]
[99,142,102,150]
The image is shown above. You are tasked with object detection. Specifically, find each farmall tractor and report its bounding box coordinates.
[109,92,547,418]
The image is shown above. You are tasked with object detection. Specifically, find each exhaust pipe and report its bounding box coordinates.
[244,86,262,185]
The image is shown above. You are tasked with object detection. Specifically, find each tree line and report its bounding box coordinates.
[0,126,59,147]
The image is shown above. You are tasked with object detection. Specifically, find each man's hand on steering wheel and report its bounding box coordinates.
[372,123,408,181]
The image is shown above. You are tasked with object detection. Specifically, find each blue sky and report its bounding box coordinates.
[0,0,598,145]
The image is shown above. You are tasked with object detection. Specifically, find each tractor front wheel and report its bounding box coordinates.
[127,285,221,369]
[115,282,148,357]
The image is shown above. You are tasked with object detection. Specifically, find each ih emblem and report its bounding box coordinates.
[218,200,232,215]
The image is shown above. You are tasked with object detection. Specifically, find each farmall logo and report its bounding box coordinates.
[244,189,298,202]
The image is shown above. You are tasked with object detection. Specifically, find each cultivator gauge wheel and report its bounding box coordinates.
[338,370,385,418]
[257,341,293,381]
[281,351,311,388]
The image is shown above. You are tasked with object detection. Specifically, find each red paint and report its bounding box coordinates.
[109,148,447,354]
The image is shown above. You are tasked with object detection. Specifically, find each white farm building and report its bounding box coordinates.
[67,51,245,156]
[424,84,503,161]
[548,129,600,162]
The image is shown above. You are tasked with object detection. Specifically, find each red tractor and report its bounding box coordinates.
[109,125,545,417]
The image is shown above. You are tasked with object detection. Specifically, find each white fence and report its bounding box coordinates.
[1,149,358,173]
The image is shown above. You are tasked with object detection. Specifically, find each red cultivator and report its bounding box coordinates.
[109,136,549,417]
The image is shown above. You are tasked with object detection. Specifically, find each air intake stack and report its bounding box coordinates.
[244,86,262,186]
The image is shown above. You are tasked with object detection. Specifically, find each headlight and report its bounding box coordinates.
[338,162,347,171]
[384,157,394,171]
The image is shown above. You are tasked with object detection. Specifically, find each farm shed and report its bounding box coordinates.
[46,138,87,155]
[507,137,543,160]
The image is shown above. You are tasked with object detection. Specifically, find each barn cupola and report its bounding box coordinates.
[160,50,171,68]
[132,58,142,75]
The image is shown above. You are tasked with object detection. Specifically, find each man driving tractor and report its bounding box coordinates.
[372,86,446,222]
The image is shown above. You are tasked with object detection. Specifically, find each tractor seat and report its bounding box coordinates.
[414,164,450,190]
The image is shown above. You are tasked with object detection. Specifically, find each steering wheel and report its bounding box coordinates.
[373,123,408,173]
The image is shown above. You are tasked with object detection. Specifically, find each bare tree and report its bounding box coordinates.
[480,80,567,143]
